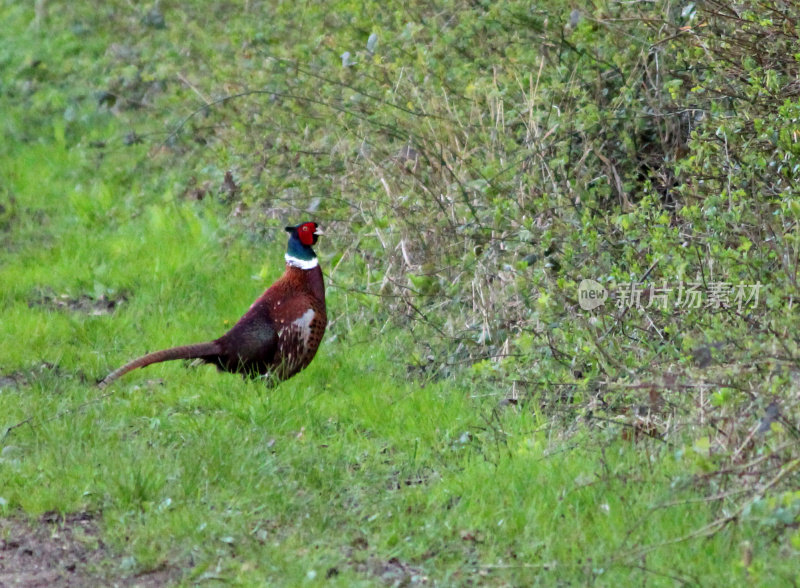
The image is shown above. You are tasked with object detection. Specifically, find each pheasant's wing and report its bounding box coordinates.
[215,300,279,375]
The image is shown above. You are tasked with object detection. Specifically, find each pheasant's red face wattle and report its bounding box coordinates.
[298,222,317,246]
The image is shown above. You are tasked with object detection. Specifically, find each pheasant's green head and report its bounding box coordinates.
[285,222,322,269]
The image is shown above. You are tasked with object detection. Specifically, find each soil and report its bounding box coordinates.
[28,290,126,316]
[0,512,180,587]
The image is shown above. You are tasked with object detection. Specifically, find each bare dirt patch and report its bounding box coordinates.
[340,539,428,586]
[28,289,126,316]
[0,363,91,396]
[0,362,67,390]
[0,512,180,587]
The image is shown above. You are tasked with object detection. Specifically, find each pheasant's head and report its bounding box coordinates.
[285,222,322,269]
[286,221,322,246]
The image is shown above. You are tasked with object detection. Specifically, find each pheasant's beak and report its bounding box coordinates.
[313,226,324,236]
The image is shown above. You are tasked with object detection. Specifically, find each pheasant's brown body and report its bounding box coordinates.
[99,222,326,387]
[212,264,326,380]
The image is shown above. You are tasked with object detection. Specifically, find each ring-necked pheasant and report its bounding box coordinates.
[99,222,326,387]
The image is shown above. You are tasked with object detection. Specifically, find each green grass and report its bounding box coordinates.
[0,147,791,584]
[1,1,798,585]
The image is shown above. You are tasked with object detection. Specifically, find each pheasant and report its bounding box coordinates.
[99,222,326,387]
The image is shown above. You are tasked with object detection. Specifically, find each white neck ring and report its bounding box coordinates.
[285,253,318,270]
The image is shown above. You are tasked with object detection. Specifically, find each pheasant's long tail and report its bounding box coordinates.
[98,341,222,388]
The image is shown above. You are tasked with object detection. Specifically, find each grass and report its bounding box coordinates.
[1,0,798,585]
[0,155,789,584]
